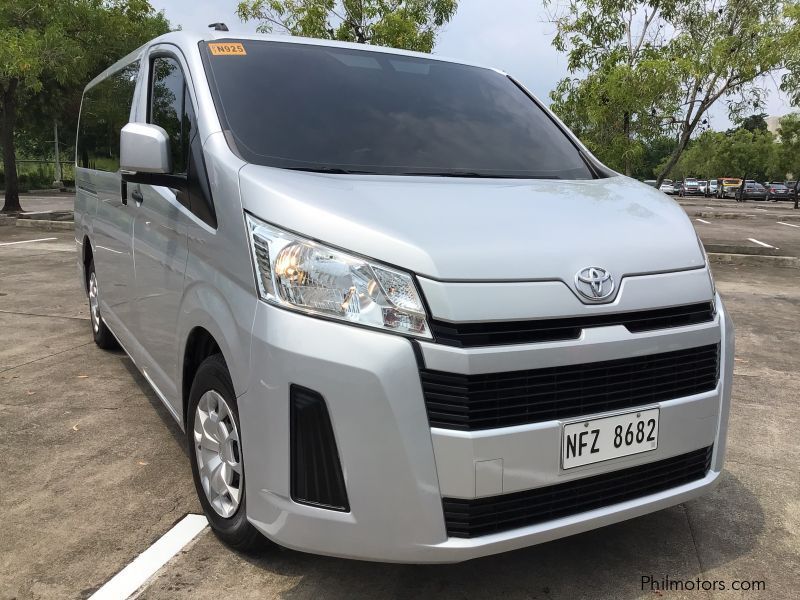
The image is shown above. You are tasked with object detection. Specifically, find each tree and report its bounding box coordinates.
[775,113,800,178]
[660,124,783,183]
[547,0,683,176]
[236,0,458,52]
[0,0,170,213]
[730,112,768,134]
[547,0,800,186]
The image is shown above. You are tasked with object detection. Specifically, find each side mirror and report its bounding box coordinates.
[119,122,187,191]
[120,122,171,173]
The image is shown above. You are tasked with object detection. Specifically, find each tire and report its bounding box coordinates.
[87,260,119,350]
[187,354,262,551]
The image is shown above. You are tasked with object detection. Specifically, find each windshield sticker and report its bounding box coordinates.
[209,43,246,56]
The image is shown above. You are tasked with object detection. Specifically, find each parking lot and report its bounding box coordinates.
[1,196,798,599]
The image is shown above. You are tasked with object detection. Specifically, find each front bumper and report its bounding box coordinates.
[239,284,734,563]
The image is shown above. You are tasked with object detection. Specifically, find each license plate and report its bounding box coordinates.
[561,408,659,469]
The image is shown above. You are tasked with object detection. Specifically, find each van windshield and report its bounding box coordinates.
[201,40,594,179]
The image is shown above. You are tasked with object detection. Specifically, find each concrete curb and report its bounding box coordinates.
[691,211,800,220]
[708,252,800,269]
[691,211,757,219]
[15,219,73,231]
[703,243,780,256]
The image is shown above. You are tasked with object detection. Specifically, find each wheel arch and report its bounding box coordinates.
[178,281,254,428]
[182,326,223,426]
[81,235,94,293]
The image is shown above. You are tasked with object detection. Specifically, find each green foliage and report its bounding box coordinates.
[236,0,458,52]
[0,0,170,209]
[731,113,769,134]
[660,113,798,182]
[0,0,169,103]
[546,0,800,183]
[775,113,800,177]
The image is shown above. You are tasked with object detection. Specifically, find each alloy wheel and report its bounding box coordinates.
[89,272,100,334]
[193,390,243,518]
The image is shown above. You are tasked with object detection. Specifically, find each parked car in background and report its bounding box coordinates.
[679,178,703,197]
[704,180,718,197]
[659,179,675,194]
[737,181,768,201]
[717,178,742,199]
[766,182,790,201]
[785,181,797,200]
[643,180,658,187]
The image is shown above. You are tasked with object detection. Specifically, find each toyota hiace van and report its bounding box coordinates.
[75,31,733,562]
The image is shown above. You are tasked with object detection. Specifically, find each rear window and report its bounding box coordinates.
[77,62,139,171]
[201,40,593,179]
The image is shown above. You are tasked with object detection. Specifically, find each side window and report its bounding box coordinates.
[149,56,189,174]
[147,54,216,227]
[77,61,139,171]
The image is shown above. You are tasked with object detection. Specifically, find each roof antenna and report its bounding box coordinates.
[209,22,229,31]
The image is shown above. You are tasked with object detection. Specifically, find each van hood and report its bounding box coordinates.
[239,166,704,282]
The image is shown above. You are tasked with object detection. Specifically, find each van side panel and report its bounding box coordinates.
[75,60,142,347]
[177,132,256,407]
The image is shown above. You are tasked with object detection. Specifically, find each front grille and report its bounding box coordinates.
[443,446,713,538]
[422,345,719,431]
[429,302,715,348]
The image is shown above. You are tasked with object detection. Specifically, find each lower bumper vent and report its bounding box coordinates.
[442,446,713,538]
[290,385,349,511]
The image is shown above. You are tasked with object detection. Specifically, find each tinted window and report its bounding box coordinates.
[203,41,593,179]
[149,57,189,174]
[77,62,139,171]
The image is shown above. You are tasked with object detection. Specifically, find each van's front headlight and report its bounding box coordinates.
[246,214,431,338]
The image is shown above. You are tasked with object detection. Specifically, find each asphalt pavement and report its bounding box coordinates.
[0,203,798,599]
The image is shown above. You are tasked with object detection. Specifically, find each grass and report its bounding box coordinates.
[0,161,76,191]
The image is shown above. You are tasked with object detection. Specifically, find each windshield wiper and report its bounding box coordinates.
[284,166,376,175]
[399,171,552,179]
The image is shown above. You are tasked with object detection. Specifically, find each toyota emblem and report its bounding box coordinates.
[575,267,615,301]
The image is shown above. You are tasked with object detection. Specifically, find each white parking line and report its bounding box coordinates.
[0,237,58,247]
[747,238,777,249]
[89,514,208,600]
[695,218,711,224]
[777,221,800,229]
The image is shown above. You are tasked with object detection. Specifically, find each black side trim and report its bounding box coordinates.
[290,385,349,511]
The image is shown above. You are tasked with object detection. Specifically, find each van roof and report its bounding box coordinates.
[86,30,503,90]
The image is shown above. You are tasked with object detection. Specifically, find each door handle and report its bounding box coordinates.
[131,189,144,204]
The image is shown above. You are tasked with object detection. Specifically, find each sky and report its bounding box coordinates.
[151,0,795,130]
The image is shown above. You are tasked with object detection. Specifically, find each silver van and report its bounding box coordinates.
[75,31,733,562]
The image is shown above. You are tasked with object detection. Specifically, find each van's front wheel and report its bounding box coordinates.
[188,354,262,550]
[87,261,119,350]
